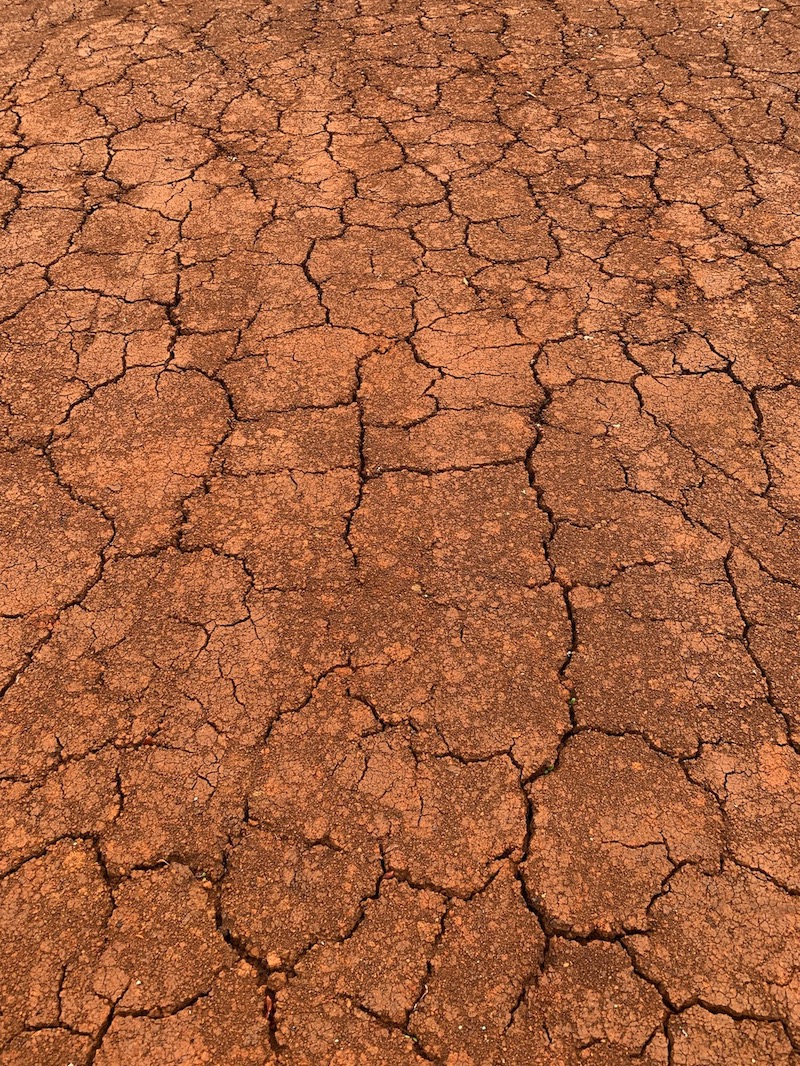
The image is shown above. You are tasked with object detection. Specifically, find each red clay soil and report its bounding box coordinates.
[1,0,800,1062]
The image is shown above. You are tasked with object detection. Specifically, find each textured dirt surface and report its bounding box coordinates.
[1,0,800,1062]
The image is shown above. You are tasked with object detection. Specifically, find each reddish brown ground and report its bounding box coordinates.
[1,0,800,1062]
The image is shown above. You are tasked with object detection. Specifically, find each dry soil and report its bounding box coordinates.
[2,0,800,1063]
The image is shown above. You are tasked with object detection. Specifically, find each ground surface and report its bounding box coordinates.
[1,0,799,1063]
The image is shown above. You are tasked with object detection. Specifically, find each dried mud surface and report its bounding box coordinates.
[1,0,800,1062]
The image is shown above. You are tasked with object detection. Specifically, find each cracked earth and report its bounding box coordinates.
[1,0,800,1063]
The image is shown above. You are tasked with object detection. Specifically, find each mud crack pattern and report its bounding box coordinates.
[1,0,800,1062]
